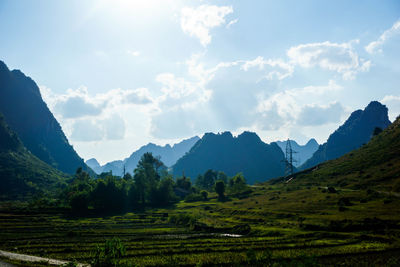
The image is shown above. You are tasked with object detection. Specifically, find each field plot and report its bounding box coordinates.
[1,184,400,266]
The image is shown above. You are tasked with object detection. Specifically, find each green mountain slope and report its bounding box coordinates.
[0,113,68,200]
[300,101,391,170]
[0,60,91,174]
[288,115,400,191]
[168,117,400,264]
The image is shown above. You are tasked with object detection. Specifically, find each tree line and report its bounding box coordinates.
[61,152,250,214]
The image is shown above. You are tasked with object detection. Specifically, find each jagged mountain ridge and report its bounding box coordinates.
[275,139,319,167]
[300,101,391,170]
[284,114,400,192]
[0,60,90,174]
[172,131,287,184]
[86,136,200,176]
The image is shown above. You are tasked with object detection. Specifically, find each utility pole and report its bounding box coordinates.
[284,139,297,178]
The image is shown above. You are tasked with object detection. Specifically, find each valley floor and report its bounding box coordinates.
[1,183,400,266]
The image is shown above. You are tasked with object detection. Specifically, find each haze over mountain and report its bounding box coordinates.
[172,131,287,184]
[0,113,67,200]
[0,60,90,174]
[275,139,319,167]
[300,101,391,170]
[86,136,200,176]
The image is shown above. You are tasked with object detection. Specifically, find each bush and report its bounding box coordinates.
[327,186,337,193]
[91,237,126,267]
[200,190,208,200]
[168,213,198,227]
[184,193,204,202]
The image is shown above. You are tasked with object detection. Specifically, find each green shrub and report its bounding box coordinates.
[184,193,204,202]
[200,190,208,200]
[91,237,126,267]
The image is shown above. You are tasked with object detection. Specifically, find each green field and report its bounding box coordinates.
[1,182,400,266]
[1,114,399,266]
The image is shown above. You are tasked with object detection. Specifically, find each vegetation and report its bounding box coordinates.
[1,104,400,265]
[0,113,69,200]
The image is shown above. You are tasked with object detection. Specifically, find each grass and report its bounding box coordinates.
[1,184,400,266]
[0,117,399,266]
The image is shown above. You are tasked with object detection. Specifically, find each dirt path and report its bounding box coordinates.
[0,250,89,266]
[378,191,400,197]
[0,259,16,267]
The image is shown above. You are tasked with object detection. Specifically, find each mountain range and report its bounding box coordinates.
[0,60,90,174]
[300,101,391,170]
[274,139,319,167]
[86,136,200,176]
[172,131,287,184]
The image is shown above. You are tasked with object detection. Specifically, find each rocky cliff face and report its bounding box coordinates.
[300,101,391,170]
[172,131,287,184]
[0,60,90,174]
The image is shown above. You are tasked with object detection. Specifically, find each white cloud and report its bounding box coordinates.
[127,50,141,57]
[241,56,294,80]
[226,19,238,29]
[256,80,344,129]
[103,114,126,140]
[49,86,105,119]
[365,19,400,54]
[287,40,370,80]
[70,114,126,142]
[297,102,344,126]
[70,119,104,141]
[155,72,211,108]
[180,5,233,46]
[40,86,153,120]
[123,88,152,105]
[381,95,400,121]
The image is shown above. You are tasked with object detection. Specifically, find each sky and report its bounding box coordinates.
[1,0,400,164]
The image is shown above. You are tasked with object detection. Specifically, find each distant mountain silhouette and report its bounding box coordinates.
[86,136,200,176]
[172,131,287,184]
[0,113,67,200]
[300,101,391,170]
[85,158,102,174]
[275,139,319,167]
[0,60,90,174]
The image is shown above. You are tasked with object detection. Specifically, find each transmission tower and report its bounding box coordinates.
[284,139,297,178]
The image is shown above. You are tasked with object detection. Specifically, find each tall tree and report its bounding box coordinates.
[215,180,225,201]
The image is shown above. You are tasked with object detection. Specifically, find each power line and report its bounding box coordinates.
[284,139,297,178]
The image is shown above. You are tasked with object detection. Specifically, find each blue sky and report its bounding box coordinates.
[1,0,400,164]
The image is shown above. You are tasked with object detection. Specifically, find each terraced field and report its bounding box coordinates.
[1,184,400,266]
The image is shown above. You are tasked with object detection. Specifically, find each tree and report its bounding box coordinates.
[200,190,208,200]
[66,168,92,214]
[204,169,218,190]
[90,176,127,212]
[215,180,225,201]
[228,173,248,193]
[176,176,192,191]
[70,191,90,214]
[123,172,132,181]
[155,176,176,205]
[373,127,383,136]
[133,152,166,206]
[217,171,228,184]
